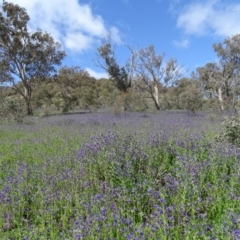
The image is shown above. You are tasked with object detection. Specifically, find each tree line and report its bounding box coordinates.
[1,1,240,119]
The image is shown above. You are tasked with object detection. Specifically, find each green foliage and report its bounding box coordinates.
[1,113,240,239]
[97,42,131,92]
[217,114,240,146]
[197,34,240,111]
[52,66,97,112]
[0,96,26,123]
[179,87,202,113]
[0,1,66,115]
[161,78,202,112]
[96,79,117,108]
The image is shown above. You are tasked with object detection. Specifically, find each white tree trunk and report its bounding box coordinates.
[218,87,224,110]
[154,83,160,108]
[24,86,33,115]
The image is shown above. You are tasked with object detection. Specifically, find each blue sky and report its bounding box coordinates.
[10,0,240,78]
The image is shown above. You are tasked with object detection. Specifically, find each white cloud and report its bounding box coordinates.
[85,68,108,79]
[168,0,182,14]
[64,33,93,52]
[109,27,122,44]
[11,0,121,52]
[177,0,240,37]
[173,39,189,48]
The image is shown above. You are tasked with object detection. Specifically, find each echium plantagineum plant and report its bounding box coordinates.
[1,111,240,239]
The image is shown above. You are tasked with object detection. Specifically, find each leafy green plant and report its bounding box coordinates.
[0,97,26,123]
[217,114,240,146]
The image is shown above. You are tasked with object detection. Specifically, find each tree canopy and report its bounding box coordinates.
[0,1,66,115]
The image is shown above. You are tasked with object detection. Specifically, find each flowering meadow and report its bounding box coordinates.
[0,111,240,240]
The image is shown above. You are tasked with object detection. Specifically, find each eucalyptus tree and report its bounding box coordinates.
[95,39,138,113]
[54,66,96,111]
[96,40,134,93]
[95,78,117,108]
[135,45,182,110]
[0,1,66,115]
[197,34,240,111]
[96,41,182,111]
[197,63,225,110]
[177,78,202,114]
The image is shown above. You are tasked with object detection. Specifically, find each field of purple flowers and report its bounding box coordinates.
[0,111,240,239]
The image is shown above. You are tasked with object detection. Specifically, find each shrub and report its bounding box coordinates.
[0,97,26,123]
[217,113,240,146]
